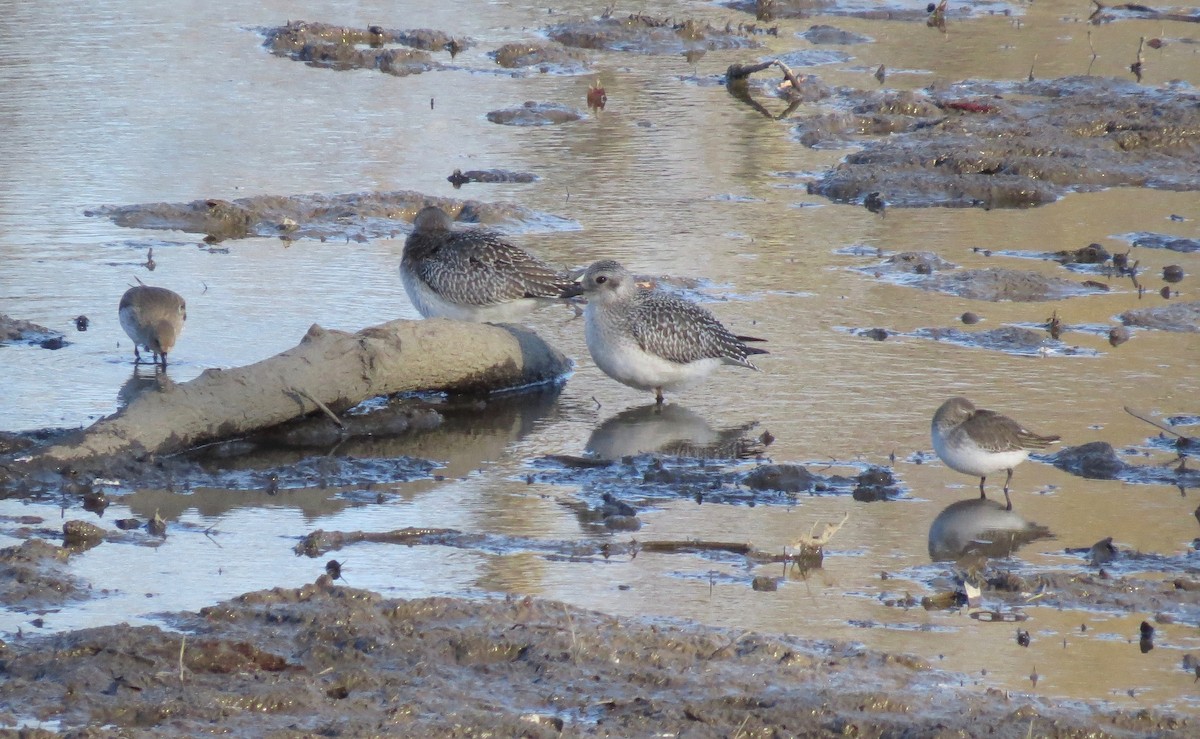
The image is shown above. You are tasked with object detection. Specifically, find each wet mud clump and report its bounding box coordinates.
[0,315,66,349]
[0,538,85,610]
[1050,441,1200,488]
[1121,232,1200,253]
[447,168,539,188]
[725,0,1021,22]
[547,13,767,55]
[1120,300,1200,333]
[920,268,1108,301]
[88,192,552,243]
[800,24,872,44]
[486,101,584,126]
[0,580,1189,736]
[490,42,591,73]
[905,325,1095,357]
[262,21,468,76]
[800,76,1200,209]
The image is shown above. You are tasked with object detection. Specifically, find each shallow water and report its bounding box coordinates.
[2,0,1200,717]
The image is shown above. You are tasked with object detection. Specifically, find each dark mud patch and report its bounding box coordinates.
[1050,441,1200,489]
[0,315,67,350]
[262,21,468,76]
[1120,300,1200,333]
[0,539,86,612]
[798,76,1200,209]
[447,168,539,188]
[1117,232,1200,254]
[799,24,873,44]
[87,191,574,243]
[864,325,1101,358]
[486,101,584,126]
[547,13,767,55]
[725,0,1023,22]
[535,451,901,508]
[919,268,1110,301]
[490,42,591,74]
[1,580,1187,736]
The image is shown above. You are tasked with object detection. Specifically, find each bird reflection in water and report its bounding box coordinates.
[928,497,1052,562]
[116,368,173,410]
[584,403,769,462]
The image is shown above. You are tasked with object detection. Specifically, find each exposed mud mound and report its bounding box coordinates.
[919,268,1108,301]
[447,168,539,188]
[1120,300,1200,332]
[547,13,767,55]
[0,538,84,610]
[1119,232,1200,253]
[904,325,1097,357]
[0,315,66,349]
[725,0,1022,22]
[486,101,584,126]
[490,42,591,73]
[86,192,562,243]
[0,579,1188,736]
[800,24,872,44]
[262,21,468,76]
[1050,441,1200,488]
[802,76,1200,208]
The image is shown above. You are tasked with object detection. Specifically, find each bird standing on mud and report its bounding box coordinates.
[400,205,575,322]
[118,285,187,370]
[566,259,767,405]
[931,396,1060,510]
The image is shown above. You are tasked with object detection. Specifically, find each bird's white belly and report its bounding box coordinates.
[933,431,1029,477]
[400,265,538,322]
[585,308,719,391]
[118,307,151,348]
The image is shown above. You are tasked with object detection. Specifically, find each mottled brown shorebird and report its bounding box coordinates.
[931,396,1060,510]
[400,205,574,321]
[118,285,186,370]
[565,260,768,405]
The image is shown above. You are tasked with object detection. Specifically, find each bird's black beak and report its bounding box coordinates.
[559,280,585,299]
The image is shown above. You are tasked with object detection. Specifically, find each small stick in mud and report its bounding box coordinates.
[291,387,344,430]
[1123,406,1198,450]
[1130,36,1145,82]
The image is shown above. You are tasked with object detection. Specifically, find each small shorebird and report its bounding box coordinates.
[400,205,575,322]
[931,396,1060,510]
[118,285,187,370]
[567,260,767,404]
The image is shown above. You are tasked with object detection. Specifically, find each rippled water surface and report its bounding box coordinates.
[2,0,1199,715]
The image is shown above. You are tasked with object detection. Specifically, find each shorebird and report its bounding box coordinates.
[118,285,187,370]
[931,396,1060,510]
[567,260,767,404]
[400,205,575,322]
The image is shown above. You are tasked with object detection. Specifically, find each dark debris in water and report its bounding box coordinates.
[849,324,1099,358]
[1117,232,1200,254]
[724,0,1021,22]
[86,191,571,244]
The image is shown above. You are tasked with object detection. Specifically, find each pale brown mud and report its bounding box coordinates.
[262,21,468,76]
[0,315,66,350]
[0,575,1190,737]
[547,12,770,55]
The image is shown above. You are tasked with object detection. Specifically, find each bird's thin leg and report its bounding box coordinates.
[159,353,168,371]
[1003,468,1013,494]
[978,476,987,499]
[655,388,664,405]
[133,346,142,365]
[1003,487,1013,511]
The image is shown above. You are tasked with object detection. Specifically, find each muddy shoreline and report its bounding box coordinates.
[0,575,1189,737]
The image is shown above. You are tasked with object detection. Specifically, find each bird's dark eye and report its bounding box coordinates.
[595,275,608,284]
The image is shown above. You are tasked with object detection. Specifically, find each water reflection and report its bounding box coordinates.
[584,403,763,461]
[927,498,1053,562]
[122,386,565,522]
[116,368,167,409]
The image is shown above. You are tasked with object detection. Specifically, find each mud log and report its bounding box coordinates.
[25,319,571,465]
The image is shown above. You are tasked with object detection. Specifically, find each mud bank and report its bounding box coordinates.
[0,315,66,350]
[0,577,1189,737]
[262,21,467,76]
[87,192,567,244]
[786,76,1200,208]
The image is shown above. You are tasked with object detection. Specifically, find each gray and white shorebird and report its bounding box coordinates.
[118,285,187,370]
[567,260,768,404]
[400,205,575,322]
[931,396,1061,510]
